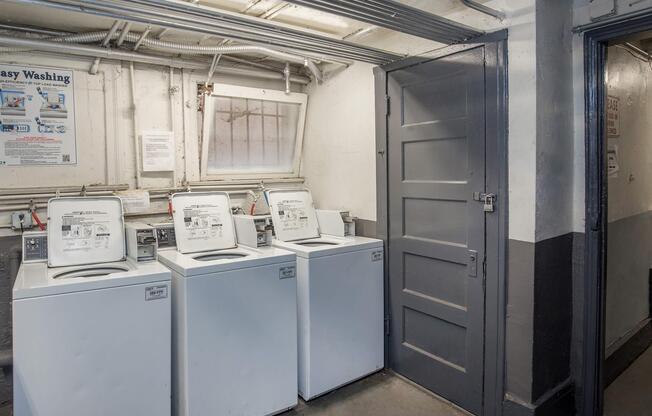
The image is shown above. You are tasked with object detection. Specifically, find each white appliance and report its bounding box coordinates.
[233,214,274,247]
[157,192,298,416]
[13,196,171,416]
[266,189,385,400]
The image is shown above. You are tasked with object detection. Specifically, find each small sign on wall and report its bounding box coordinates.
[607,144,619,178]
[141,130,175,172]
[607,95,620,138]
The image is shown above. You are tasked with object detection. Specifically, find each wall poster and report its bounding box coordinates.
[0,64,76,166]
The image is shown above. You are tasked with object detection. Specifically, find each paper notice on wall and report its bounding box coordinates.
[116,190,150,214]
[0,64,76,166]
[607,95,620,138]
[607,145,619,178]
[142,130,175,171]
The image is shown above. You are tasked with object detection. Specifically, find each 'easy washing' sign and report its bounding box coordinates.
[0,64,76,166]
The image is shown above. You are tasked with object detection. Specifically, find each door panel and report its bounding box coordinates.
[387,46,486,415]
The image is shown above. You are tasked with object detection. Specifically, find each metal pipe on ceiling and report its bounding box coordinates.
[0,23,71,36]
[16,29,324,80]
[7,0,401,64]
[459,0,505,21]
[0,35,311,84]
[283,0,484,43]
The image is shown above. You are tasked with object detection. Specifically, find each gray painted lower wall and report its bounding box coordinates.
[570,232,585,416]
[0,235,21,407]
[605,211,652,352]
[505,233,574,415]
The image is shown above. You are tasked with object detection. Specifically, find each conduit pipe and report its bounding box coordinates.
[459,0,505,21]
[1,29,323,81]
[130,62,142,189]
[0,35,310,84]
[57,30,324,81]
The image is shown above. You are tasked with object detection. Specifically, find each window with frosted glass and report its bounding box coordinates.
[205,95,301,174]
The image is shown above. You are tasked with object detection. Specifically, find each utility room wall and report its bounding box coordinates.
[0,52,295,234]
[301,62,377,222]
[605,45,652,354]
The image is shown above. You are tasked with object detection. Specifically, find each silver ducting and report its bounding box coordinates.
[0,35,311,84]
[0,29,324,81]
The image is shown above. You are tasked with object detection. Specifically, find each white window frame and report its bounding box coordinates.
[200,83,308,180]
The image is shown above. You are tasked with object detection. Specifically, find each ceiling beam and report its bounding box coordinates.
[283,0,484,44]
[7,0,403,64]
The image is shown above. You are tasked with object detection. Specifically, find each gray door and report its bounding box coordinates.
[387,46,487,414]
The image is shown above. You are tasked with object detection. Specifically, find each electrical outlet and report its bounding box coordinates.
[11,211,33,231]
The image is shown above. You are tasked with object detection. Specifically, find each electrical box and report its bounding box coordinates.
[150,222,177,251]
[233,215,274,248]
[316,210,355,237]
[12,211,33,231]
[125,222,157,262]
[22,230,48,263]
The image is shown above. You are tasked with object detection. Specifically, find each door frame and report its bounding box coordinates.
[581,11,652,416]
[373,29,508,416]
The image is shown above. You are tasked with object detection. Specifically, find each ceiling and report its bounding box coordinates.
[0,0,504,57]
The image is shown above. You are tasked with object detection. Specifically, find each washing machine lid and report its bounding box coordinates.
[47,196,126,267]
[266,189,320,242]
[171,192,237,254]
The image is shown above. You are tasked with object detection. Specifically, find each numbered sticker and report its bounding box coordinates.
[372,250,384,262]
[145,285,168,301]
[279,266,296,279]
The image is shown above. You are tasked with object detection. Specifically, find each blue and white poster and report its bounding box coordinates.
[0,64,76,165]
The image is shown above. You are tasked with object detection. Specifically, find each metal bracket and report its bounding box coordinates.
[473,192,496,212]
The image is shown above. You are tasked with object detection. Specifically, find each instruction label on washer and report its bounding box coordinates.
[276,199,311,232]
[279,265,296,279]
[60,210,111,252]
[145,285,168,301]
[182,204,225,241]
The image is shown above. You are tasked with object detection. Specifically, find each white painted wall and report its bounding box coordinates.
[606,47,652,223]
[0,52,300,235]
[301,62,377,221]
[301,0,541,240]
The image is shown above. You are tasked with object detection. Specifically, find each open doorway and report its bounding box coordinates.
[602,37,652,416]
[583,14,652,416]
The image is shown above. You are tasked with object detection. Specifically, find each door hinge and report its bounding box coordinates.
[384,315,391,336]
[473,192,496,212]
[482,257,487,277]
[385,95,391,116]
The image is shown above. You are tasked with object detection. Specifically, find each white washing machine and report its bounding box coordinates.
[265,189,385,400]
[12,196,171,416]
[157,192,298,416]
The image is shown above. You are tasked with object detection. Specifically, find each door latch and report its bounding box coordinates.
[473,192,496,213]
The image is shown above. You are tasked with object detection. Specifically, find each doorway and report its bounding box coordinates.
[583,12,652,416]
[374,32,507,416]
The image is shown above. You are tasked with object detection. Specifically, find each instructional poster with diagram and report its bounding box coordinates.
[47,198,125,267]
[0,64,76,166]
[267,190,320,241]
[171,193,237,253]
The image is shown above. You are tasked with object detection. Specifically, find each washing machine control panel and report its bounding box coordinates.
[22,231,48,263]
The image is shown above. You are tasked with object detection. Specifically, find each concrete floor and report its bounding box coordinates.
[284,371,468,416]
[604,345,652,416]
[0,371,467,416]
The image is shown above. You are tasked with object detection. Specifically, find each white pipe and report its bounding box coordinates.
[129,63,142,189]
[0,35,311,84]
[1,29,323,81]
[169,66,177,187]
[284,62,290,94]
